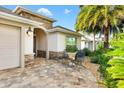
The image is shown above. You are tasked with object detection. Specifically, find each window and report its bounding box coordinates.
[66,36,77,52]
[66,36,76,45]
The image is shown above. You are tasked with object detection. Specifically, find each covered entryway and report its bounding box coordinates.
[33,28,48,58]
[0,23,20,70]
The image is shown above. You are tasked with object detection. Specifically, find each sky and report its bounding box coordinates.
[2,5,80,30]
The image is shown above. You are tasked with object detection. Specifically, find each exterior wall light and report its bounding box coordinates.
[27,27,33,36]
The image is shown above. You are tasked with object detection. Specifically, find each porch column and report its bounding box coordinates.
[46,50,49,59]
[20,27,25,68]
[46,33,49,59]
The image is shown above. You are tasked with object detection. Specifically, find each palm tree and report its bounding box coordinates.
[75,5,124,49]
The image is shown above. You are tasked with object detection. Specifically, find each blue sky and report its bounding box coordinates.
[2,5,80,30]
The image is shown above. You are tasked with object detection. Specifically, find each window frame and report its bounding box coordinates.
[66,36,77,46]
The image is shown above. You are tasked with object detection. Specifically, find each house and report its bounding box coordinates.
[80,32,100,51]
[80,31,115,51]
[0,6,81,70]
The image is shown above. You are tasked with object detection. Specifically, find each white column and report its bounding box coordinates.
[20,27,25,68]
[46,33,49,59]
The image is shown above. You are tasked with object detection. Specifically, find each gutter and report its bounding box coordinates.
[0,11,43,26]
[48,28,82,36]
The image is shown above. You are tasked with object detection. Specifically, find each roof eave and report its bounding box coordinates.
[48,28,82,37]
[0,11,43,26]
[13,6,56,22]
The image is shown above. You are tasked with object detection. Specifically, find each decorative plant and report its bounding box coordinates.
[106,33,124,88]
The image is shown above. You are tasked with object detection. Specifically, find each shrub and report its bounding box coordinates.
[90,48,108,64]
[66,45,78,52]
[104,74,118,88]
[98,55,110,77]
[89,43,112,87]
[81,48,91,56]
[90,55,99,64]
[96,42,104,50]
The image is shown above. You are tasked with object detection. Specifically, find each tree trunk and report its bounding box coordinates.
[104,27,109,48]
[93,31,96,51]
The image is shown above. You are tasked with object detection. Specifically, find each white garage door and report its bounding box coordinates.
[0,24,20,70]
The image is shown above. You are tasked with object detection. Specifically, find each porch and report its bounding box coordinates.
[25,27,49,62]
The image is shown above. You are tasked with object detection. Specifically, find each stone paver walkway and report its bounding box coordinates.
[0,58,98,88]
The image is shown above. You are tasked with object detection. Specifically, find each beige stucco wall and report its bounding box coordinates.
[48,32,58,52]
[35,29,47,51]
[48,32,81,52]
[18,11,53,29]
[57,32,66,52]
[24,29,34,55]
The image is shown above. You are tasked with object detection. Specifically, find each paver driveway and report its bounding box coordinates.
[0,58,98,88]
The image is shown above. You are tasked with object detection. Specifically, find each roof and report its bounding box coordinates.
[13,6,56,22]
[0,6,21,17]
[48,26,82,36]
[0,6,43,26]
[54,26,75,32]
[0,6,12,13]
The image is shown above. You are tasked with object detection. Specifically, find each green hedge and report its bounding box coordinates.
[66,45,78,52]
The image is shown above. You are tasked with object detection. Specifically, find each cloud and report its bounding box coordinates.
[64,9,72,14]
[37,8,53,16]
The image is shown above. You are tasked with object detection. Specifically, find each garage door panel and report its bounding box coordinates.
[0,24,20,70]
[0,56,20,70]
[0,49,19,55]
